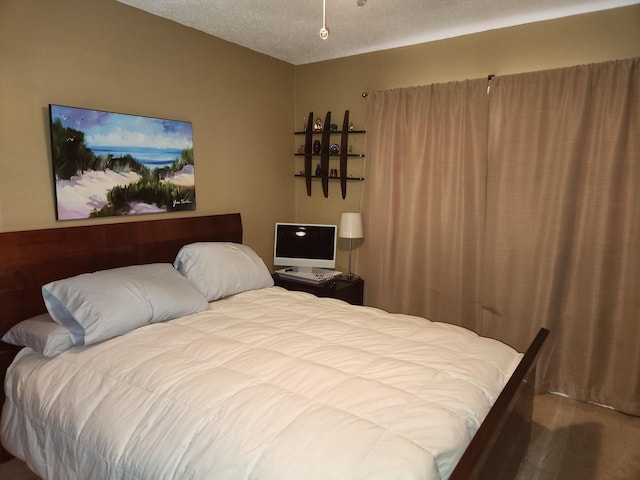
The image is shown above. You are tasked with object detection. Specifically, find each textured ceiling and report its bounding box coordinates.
[116,0,637,65]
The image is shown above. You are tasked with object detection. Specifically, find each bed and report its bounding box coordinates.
[0,213,548,480]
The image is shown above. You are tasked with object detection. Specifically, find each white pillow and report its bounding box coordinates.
[42,263,210,346]
[174,242,274,301]
[2,313,76,357]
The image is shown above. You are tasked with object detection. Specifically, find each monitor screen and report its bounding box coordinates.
[274,223,337,270]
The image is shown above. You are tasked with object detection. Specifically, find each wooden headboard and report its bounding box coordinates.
[0,213,242,335]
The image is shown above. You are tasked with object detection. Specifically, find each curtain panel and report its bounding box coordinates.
[360,80,488,333]
[360,58,639,415]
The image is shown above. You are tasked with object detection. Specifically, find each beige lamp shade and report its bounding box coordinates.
[339,212,364,239]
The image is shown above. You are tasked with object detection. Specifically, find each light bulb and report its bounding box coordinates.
[319,25,329,40]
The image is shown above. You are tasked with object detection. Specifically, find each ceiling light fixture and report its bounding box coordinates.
[319,0,329,40]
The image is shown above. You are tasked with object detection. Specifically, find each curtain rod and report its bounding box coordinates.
[362,75,495,98]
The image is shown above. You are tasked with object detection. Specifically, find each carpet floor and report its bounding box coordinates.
[516,393,640,480]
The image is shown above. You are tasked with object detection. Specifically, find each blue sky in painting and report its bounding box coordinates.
[50,105,193,150]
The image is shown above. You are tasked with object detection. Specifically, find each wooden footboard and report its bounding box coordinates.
[450,327,549,480]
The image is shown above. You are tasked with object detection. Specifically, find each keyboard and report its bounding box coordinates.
[275,268,342,285]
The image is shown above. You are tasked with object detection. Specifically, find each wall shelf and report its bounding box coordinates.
[294,153,365,158]
[295,110,365,199]
[295,174,364,181]
[294,130,366,135]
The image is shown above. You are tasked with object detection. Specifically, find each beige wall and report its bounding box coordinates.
[294,5,640,272]
[0,0,294,263]
[1,1,639,272]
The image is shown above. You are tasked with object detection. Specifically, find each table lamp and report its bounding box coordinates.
[339,212,363,280]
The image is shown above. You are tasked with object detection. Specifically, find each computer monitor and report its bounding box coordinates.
[273,223,337,271]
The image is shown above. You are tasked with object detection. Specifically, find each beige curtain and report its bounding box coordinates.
[483,59,640,414]
[359,80,488,332]
[360,58,639,415]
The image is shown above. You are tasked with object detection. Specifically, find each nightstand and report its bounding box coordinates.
[273,275,364,306]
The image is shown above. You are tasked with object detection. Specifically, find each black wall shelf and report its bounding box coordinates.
[294,174,364,181]
[294,153,365,158]
[295,110,365,199]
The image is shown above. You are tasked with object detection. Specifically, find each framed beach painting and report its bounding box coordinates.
[48,104,196,220]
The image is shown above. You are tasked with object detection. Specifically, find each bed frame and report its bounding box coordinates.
[0,213,548,479]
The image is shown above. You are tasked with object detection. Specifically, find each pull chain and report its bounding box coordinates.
[319,0,329,39]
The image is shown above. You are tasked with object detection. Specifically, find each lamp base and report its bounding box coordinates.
[340,273,361,282]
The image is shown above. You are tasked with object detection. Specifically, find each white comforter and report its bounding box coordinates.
[2,287,521,480]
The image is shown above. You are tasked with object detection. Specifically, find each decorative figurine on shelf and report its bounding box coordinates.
[313,139,321,154]
[330,168,338,178]
[313,117,323,131]
[348,122,355,131]
[303,116,307,131]
[297,144,305,153]
[329,143,340,155]
[330,123,338,131]
[315,164,322,176]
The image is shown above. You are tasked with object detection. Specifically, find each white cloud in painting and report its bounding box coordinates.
[51,105,193,150]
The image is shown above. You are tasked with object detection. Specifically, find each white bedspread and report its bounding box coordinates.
[2,287,521,480]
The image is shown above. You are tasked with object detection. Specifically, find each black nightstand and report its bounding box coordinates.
[273,275,364,306]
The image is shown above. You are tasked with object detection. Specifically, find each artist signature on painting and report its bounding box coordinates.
[173,199,193,208]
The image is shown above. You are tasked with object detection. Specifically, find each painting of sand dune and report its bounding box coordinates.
[49,104,196,220]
